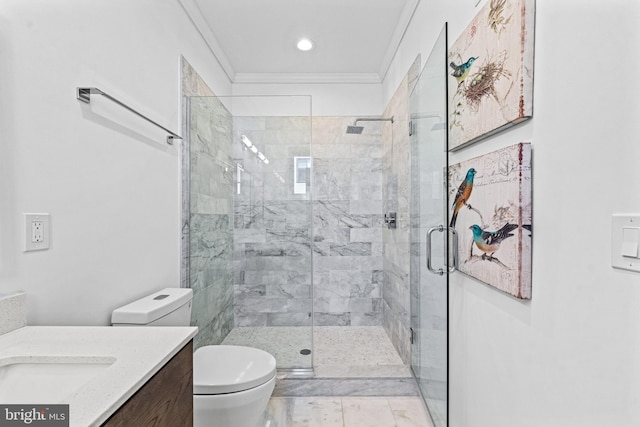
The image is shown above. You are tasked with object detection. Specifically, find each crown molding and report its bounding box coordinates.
[233,73,382,84]
[178,0,236,82]
[378,0,421,81]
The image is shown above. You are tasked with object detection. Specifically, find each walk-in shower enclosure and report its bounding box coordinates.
[183,95,313,370]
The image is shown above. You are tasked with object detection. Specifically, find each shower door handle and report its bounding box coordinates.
[426,226,459,275]
[426,226,445,276]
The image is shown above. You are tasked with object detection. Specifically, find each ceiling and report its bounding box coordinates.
[183,0,420,83]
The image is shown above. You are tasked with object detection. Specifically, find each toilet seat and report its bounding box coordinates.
[193,345,277,395]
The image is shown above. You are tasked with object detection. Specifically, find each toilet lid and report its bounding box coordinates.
[193,345,277,394]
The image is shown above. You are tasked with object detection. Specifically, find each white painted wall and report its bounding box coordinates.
[384,0,640,425]
[232,83,383,116]
[0,0,231,325]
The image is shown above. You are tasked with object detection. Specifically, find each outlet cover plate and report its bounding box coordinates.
[24,213,50,252]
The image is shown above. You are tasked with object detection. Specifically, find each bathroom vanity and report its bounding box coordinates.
[0,325,198,427]
[102,340,194,426]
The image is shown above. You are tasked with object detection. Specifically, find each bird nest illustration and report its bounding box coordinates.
[462,52,511,112]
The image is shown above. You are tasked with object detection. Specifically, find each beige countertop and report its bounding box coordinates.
[0,325,198,426]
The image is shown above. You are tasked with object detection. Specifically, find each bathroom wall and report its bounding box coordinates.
[232,115,314,327]
[0,0,231,325]
[312,117,384,326]
[182,59,235,348]
[232,84,383,117]
[383,0,640,425]
[381,58,421,364]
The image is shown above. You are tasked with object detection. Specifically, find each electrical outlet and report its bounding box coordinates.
[25,213,50,252]
[32,221,44,243]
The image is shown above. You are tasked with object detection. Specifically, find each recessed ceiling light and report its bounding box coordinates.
[296,38,314,52]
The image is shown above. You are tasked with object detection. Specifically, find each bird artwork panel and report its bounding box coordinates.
[448,143,532,299]
[448,0,535,151]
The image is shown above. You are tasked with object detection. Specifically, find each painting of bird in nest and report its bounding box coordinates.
[448,143,532,299]
[448,0,535,151]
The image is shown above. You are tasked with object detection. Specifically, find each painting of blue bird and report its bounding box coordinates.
[447,0,535,150]
[449,143,532,299]
[449,57,478,86]
[449,168,476,228]
[469,223,519,260]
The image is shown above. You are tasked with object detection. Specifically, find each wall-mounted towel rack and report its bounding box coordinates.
[76,87,182,145]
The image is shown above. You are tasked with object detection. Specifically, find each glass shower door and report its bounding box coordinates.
[186,95,314,371]
[409,24,449,426]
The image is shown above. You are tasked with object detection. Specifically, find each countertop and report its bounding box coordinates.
[0,325,198,426]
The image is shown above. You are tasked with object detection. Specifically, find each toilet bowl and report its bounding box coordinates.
[111,288,276,427]
[193,345,276,427]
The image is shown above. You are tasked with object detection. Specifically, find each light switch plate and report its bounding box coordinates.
[24,213,50,252]
[612,214,640,272]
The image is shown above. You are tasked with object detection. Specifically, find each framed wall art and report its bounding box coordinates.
[448,0,535,150]
[448,142,532,299]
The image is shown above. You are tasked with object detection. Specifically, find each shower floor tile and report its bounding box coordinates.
[222,326,313,369]
[221,326,409,377]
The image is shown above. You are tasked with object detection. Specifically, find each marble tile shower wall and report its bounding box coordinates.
[312,117,383,326]
[381,58,421,364]
[232,116,314,327]
[187,95,235,349]
[232,116,384,327]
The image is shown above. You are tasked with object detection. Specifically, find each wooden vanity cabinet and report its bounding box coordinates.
[102,340,193,427]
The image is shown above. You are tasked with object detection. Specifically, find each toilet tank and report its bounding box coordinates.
[111,288,193,326]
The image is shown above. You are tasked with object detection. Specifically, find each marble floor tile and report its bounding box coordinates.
[292,397,344,426]
[341,397,397,426]
[424,398,446,427]
[387,397,434,427]
[261,397,433,427]
[263,397,294,426]
[261,397,343,427]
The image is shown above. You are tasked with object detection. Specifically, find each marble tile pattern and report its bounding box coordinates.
[0,292,26,335]
[261,397,434,427]
[180,56,215,290]
[232,116,383,328]
[382,57,421,364]
[181,58,235,349]
[311,117,384,326]
[274,378,419,397]
[232,116,314,328]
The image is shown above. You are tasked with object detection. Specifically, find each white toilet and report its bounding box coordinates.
[111,288,276,427]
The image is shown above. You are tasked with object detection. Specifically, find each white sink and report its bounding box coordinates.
[0,356,116,404]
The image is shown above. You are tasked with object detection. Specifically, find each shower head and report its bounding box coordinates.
[346,116,394,134]
[346,125,365,134]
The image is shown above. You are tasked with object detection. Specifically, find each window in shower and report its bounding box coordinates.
[294,156,311,194]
